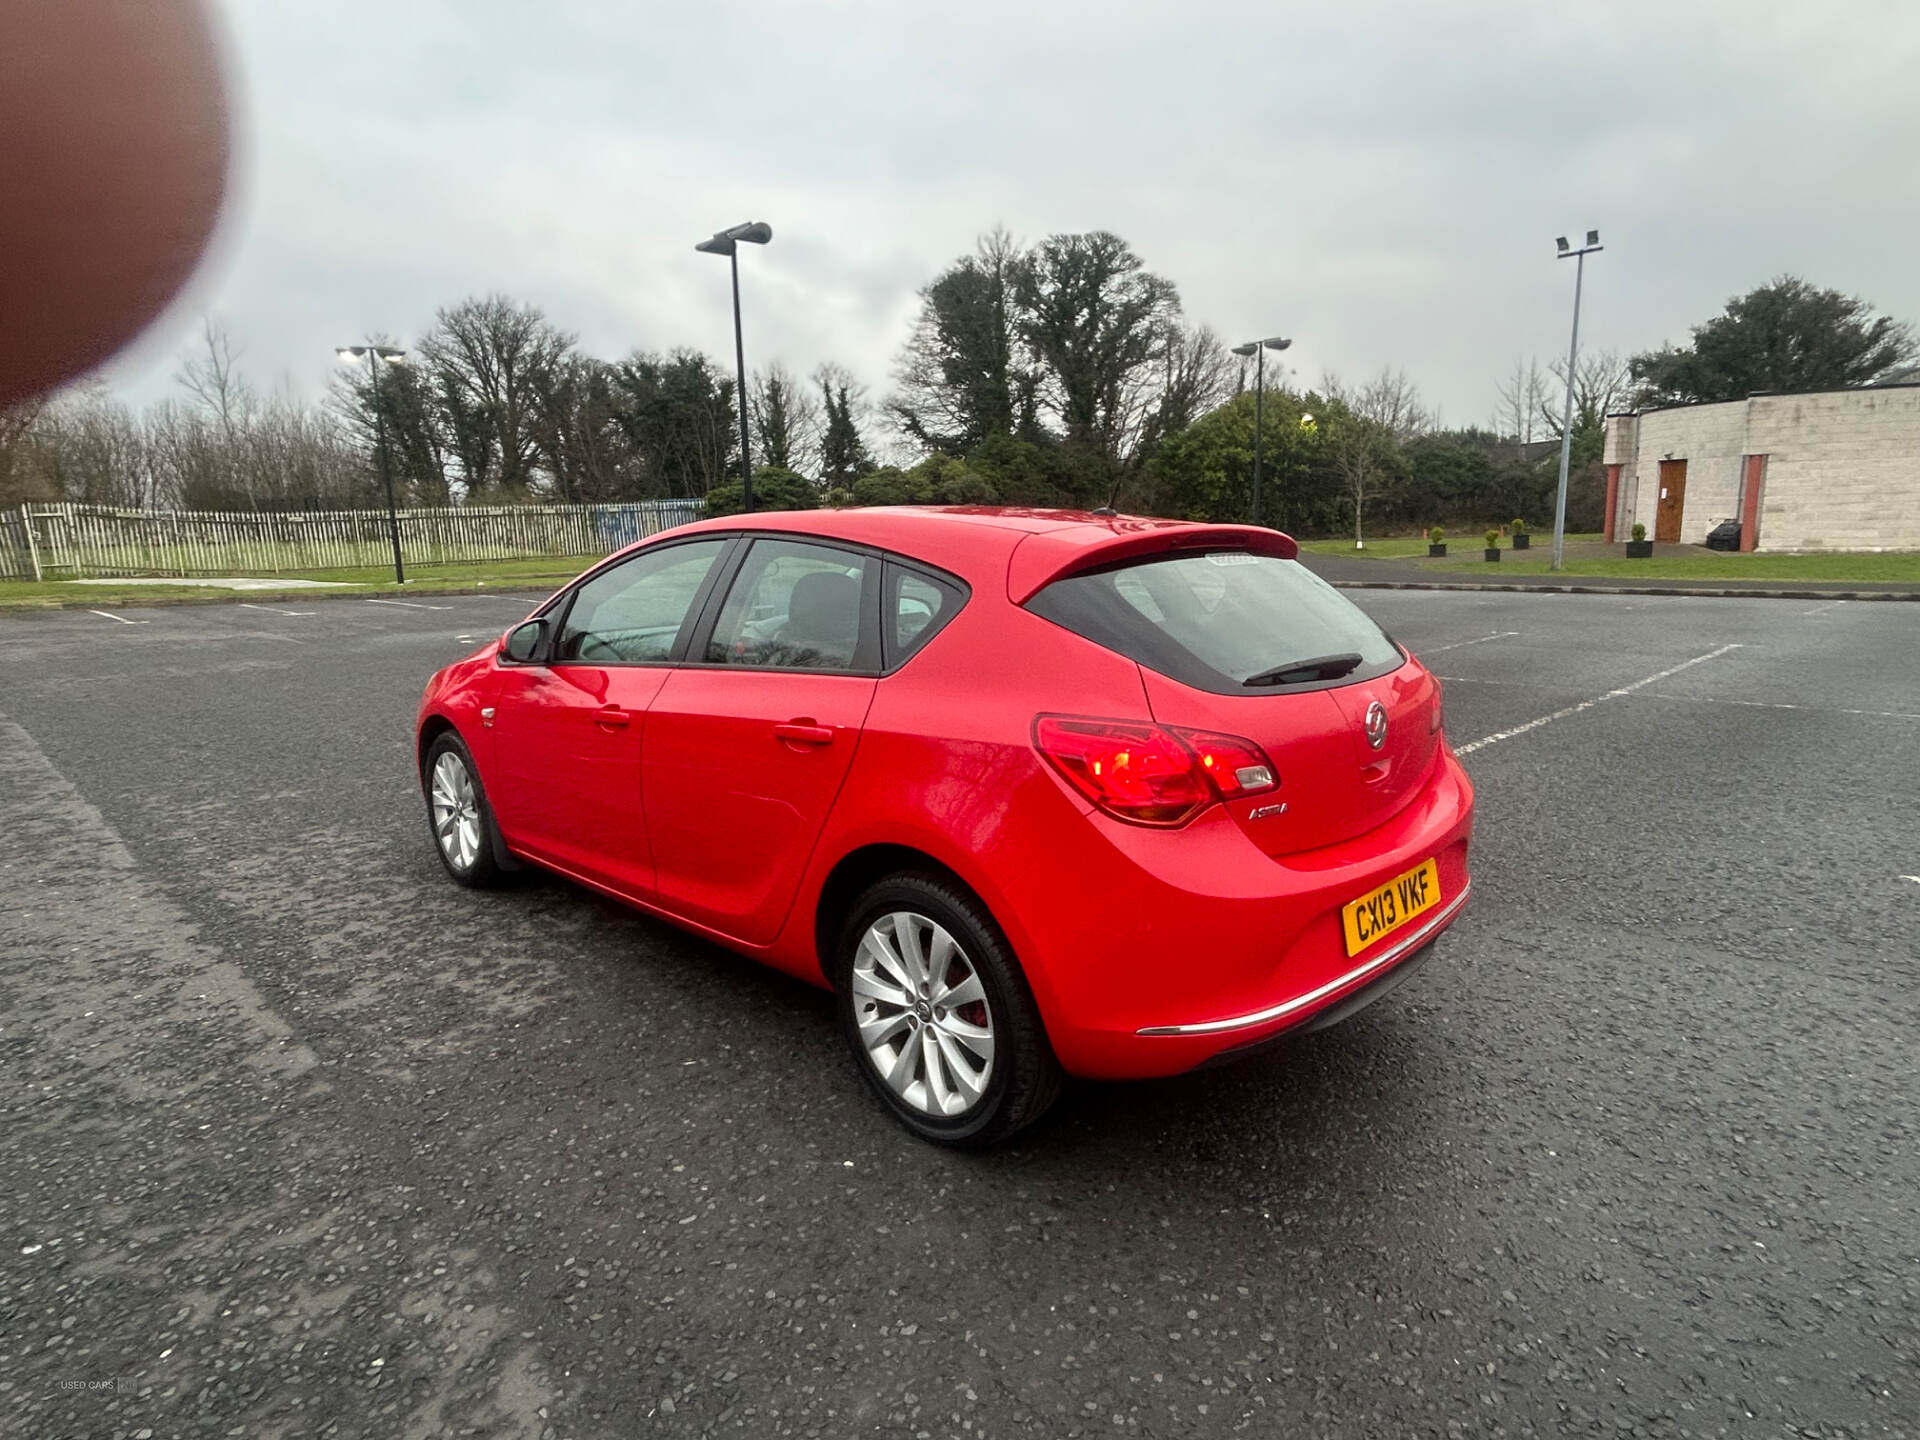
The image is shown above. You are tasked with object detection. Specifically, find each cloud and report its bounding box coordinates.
[102,0,1920,435]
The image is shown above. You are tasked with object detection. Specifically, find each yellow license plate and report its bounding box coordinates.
[1341,859,1441,956]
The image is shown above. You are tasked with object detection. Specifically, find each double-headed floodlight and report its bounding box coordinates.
[1549,230,1604,570]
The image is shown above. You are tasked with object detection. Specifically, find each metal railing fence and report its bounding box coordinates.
[0,499,705,580]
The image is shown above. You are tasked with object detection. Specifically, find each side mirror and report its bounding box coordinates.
[502,618,547,663]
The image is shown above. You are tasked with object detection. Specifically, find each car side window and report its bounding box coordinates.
[885,563,965,668]
[554,538,728,665]
[704,538,876,671]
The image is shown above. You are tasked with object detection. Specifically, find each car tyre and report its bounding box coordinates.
[423,731,506,888]
[835,872,1062,1147]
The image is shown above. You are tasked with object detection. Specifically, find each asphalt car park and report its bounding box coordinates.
[3,586,1916,1437]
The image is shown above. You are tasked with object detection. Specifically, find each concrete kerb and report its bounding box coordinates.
[1327,580,1920,601]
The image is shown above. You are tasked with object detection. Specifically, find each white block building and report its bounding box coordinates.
[1601,384,1920,552]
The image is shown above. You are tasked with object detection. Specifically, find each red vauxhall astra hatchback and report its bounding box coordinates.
[415,508,1473,1145]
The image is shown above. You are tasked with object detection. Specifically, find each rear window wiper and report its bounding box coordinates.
[1242,652,1364,688]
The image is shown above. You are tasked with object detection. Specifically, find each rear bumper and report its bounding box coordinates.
[1004,745,1474,1079]
[1192,929,1442,1071]
[1136,883,1469,1036]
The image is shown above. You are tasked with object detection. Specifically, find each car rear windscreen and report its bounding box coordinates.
[1026,550,1405,696]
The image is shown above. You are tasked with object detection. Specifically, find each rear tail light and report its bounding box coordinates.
[1033,715,1278,827]
[1183,729,1278,799]
[1430,679,1445,734]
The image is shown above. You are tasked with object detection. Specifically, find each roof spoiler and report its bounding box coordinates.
[1006,523,1299,604]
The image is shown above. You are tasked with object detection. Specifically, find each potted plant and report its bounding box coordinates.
[1427,526,1447,558]
[1626,522,1653,558]
[1483,528,1501,562]
[1510,517,1530,550]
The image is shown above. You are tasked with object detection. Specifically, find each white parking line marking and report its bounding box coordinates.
[88,610,149,625]
[1632,694,1920,722]
[1801,599,1846,616]
[363,598,453,611]
[1440,674,1920,722]
[238,603,314,617]
[1417,630,1520,655]
[1453,644,1744,756]
[1901,876,1920,886]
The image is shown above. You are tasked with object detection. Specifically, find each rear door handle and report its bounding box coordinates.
[594,705,633,730]
[773,721,834,746]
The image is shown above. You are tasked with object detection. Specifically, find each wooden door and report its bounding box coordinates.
[1655,459,1687,543]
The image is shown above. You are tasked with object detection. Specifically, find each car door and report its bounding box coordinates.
[642,535,881,945]
[488,536,732,895]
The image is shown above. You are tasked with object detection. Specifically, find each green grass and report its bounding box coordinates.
[1300,533,1598,559]
[0,555,589,610]
[1300,535,1436,559]
[1435,550,1920,582]
[302,556,587,585]
[1300,533,1920,583]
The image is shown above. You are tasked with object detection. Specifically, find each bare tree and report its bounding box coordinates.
[1142,324,1236,453]
[22,386,153,507]
[171,319,267,505]
[176,320,253,445]
[0,397,46,506]
[1539,350,1630,439]
[1317,368,1421,549]
[1325,414,1404,550]
[1324,366,1433,443]
[224,391,360,509]
[1494,357,1548,455]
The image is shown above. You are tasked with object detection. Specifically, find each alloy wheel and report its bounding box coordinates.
[429,751,483,873]
[851,910,996,1117]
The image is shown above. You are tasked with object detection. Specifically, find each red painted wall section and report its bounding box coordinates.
[1739,455,1767,552]
[1603,465,1622,542]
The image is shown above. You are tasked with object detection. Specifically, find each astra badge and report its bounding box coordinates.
[1364,700,1388,750]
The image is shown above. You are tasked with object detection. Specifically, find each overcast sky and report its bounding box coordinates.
[105,0,1920,434]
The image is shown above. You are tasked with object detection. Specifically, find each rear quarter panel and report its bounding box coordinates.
[775,599,1151,1012]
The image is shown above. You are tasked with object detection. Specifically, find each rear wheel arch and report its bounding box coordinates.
[813,840,1057,1015]
[815,843,973,985]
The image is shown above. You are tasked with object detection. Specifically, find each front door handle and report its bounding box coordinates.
[594,705,633,730]
[773,721,834,747]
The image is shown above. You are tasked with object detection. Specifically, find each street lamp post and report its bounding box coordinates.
[1550,230,1602,571]
[1229,336,1291,525]
[695,221,773,512]
[336,344,408,585]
